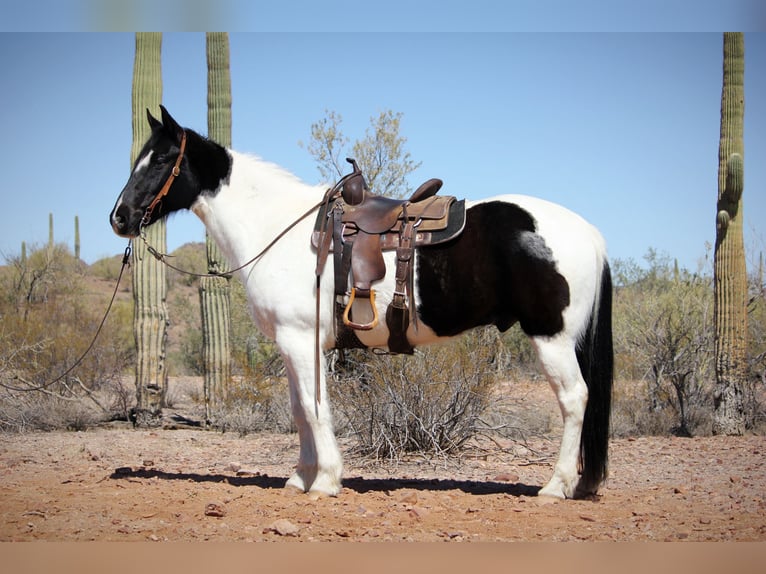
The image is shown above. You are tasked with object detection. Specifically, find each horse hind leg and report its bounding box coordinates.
[532,335,588,499]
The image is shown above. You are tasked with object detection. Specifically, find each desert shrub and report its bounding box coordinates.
[330,329,498,460]
[612,251,715,436]
[0,244,134,431]
[208,376,293,435]
[745,258,766,431]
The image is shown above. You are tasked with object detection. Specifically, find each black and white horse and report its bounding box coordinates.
[110,107,613,499]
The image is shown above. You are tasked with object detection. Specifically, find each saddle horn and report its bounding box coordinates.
[341,158,368,206]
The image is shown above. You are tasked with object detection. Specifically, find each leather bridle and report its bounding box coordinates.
[140,131,187,228]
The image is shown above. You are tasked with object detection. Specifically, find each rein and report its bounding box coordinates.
[138,198,326,278]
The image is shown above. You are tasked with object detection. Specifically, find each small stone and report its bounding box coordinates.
[204,502,226,517]
[408,506,430,519]
[225,462,241,473]
[400,492,418,504]
[266,519,300,537]
[142,460,154,467]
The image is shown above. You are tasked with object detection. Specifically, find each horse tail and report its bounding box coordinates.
[576,256,613,493]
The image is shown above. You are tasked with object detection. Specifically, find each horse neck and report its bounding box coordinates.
[191,150,324,269]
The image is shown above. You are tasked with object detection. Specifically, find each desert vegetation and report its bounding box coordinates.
[1,239,763,453]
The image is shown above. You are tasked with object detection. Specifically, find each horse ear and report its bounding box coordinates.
[159,105,184,142]
[147,108,162,130]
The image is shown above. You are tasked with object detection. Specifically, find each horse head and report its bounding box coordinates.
[110,106,194,238]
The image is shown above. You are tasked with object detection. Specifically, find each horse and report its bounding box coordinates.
[110,106,613,500]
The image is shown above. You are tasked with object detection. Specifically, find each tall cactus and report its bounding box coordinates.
[74,215,80,260]
[48,213,54,251]
[201,32,233,421]
[713,32,747,435]
[131,32,168,427]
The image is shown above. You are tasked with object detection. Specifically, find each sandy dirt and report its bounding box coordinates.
[1,424,764,542]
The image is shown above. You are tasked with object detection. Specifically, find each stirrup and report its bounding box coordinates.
[342,287,379,330]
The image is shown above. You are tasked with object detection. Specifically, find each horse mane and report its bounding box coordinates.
[227,150,327,199]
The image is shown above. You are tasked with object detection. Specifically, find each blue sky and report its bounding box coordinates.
[0,27,764,271]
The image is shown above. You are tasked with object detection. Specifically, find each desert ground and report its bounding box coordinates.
[1,417,763,542]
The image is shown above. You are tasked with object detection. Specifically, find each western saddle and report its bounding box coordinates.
[313,158,465,354]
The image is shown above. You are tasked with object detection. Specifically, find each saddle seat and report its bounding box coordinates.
[345,178,443,234]
[313,159,465,354]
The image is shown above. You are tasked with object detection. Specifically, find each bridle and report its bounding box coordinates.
[140,131,187,227]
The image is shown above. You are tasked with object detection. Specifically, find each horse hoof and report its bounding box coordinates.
[285,474,307,493]
[537,482,569,500]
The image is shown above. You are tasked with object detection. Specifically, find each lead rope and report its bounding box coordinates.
[1,242,133,393]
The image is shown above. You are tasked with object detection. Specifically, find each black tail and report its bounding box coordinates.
[575,259,613,494]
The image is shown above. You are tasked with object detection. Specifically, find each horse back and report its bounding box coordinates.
[415,196,603,340]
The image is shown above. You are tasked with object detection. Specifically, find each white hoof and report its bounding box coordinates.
[539,475,576,499]
[285,472,308,493]
[285,470,341,497]
[537,484,567,500]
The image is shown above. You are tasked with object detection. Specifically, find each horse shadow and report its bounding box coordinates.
[109,467,541,497]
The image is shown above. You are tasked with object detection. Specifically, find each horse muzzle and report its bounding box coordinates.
[109,203,140,238]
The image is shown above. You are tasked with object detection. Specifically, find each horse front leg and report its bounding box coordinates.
[278,331,343,498]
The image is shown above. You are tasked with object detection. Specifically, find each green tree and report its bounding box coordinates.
[200,32,233,422]
[713,32,748,436]
[130,32,168,427]
[302,109,421,197]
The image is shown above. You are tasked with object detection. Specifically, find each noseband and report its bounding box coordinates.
[140,131,187,227]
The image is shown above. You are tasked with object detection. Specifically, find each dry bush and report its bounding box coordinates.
[330,329,498,460]
[611,378,689,437]
[612,252,716,436]
[209,376,293,435]
[478,381,558,441]
[0,244,134,432]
